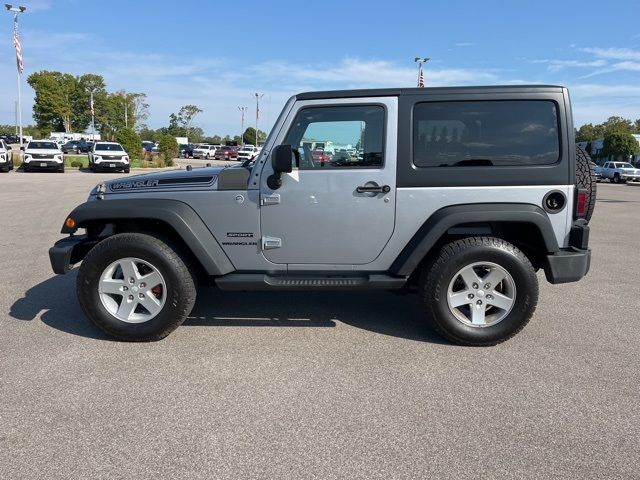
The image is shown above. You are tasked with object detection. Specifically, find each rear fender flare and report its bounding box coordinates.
[389,203,560,276]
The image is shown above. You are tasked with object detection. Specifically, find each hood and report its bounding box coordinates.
[91,166,227,197]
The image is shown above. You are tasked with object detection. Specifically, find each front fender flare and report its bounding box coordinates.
[62,199,234,276]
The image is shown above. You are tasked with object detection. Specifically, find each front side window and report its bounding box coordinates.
[413,100,560,167]
[284,105,385,169]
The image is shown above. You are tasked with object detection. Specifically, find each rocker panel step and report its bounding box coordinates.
[215,273,407,291]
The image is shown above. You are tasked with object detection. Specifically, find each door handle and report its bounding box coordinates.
[356,184,391,194]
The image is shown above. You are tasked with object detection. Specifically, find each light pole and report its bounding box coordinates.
[414,57,430,88]
[253,92,264,146]
[87,87,96,141]
[238,106,247,145]
[5,4,26,150]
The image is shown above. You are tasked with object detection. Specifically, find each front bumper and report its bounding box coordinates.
[49,235,97,274]
[620,174,640,181]
[95,161,128,170]
[24,160,63,169]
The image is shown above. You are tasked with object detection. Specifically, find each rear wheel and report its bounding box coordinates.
[420,237,538,346]
[77,233,197,341]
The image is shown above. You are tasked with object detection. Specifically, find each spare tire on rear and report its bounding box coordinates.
[575,145,596,223]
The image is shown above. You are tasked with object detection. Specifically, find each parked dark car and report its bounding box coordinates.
[1,134,27,145]
[179,144,195,158]
[142,141,155,154]
[61,140,90,154]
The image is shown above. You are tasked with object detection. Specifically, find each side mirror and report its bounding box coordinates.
[267,144,297,190]
[272,144,293,174]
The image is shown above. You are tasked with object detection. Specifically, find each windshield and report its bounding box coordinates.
[28,142,57,149]
[95,143,124,151]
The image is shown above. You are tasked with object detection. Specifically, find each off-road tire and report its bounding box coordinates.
[77,233,197,341]
[420,237,539,346]
[575,145,596,222]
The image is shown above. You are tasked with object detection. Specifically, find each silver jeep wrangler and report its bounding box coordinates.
[49,85,596,345]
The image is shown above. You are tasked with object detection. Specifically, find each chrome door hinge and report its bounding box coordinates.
[261,236,282,250]
[261,193,281,206]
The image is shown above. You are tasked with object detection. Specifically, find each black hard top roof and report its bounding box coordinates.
[296,85,565,100]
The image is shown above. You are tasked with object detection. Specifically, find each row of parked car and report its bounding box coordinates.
[180,143,261,161]
[0,139,131,173]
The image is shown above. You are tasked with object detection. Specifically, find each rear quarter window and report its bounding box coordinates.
[413,100,560,168]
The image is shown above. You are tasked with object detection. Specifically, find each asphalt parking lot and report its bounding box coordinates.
[0,172,638,479]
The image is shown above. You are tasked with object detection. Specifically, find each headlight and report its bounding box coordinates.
[122,156,129,163]
[55,155,63,162]
[24,154,32,162]
[94,156,101,161]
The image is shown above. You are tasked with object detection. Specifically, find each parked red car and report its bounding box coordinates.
[215,145,239,160]
[312,148,332,164]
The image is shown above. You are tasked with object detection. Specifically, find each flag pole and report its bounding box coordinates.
[16,39,22,149]
[6,5,26,149]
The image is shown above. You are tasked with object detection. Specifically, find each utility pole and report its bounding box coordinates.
[6,4,26,150]
[253,92,264,146]
[238,106,247,145]
[87,88,96,141]
[414,56,430,88]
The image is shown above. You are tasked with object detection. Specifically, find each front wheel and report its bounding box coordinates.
[77,233,197,341]
[420,237,538,346]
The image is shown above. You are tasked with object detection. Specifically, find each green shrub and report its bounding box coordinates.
[158,134,178,167]
[70,160,84,168]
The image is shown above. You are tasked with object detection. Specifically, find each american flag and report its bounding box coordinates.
[13,17,24,74]
[418,67,424,88]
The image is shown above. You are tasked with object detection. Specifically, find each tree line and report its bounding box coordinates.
[575,116,640,160]
[13,69,267,147]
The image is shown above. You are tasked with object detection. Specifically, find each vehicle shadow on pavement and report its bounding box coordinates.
[9,269,109,340]
[9,276,445,344]
[186,287,446,344]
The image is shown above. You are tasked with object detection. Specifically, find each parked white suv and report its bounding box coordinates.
[22,140,64,172]
[89,142,130,173]
[192,145,217,159]
[0,139,14,172]
[237,145,260,161]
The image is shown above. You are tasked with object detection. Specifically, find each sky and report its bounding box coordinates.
[1,0,639,136]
